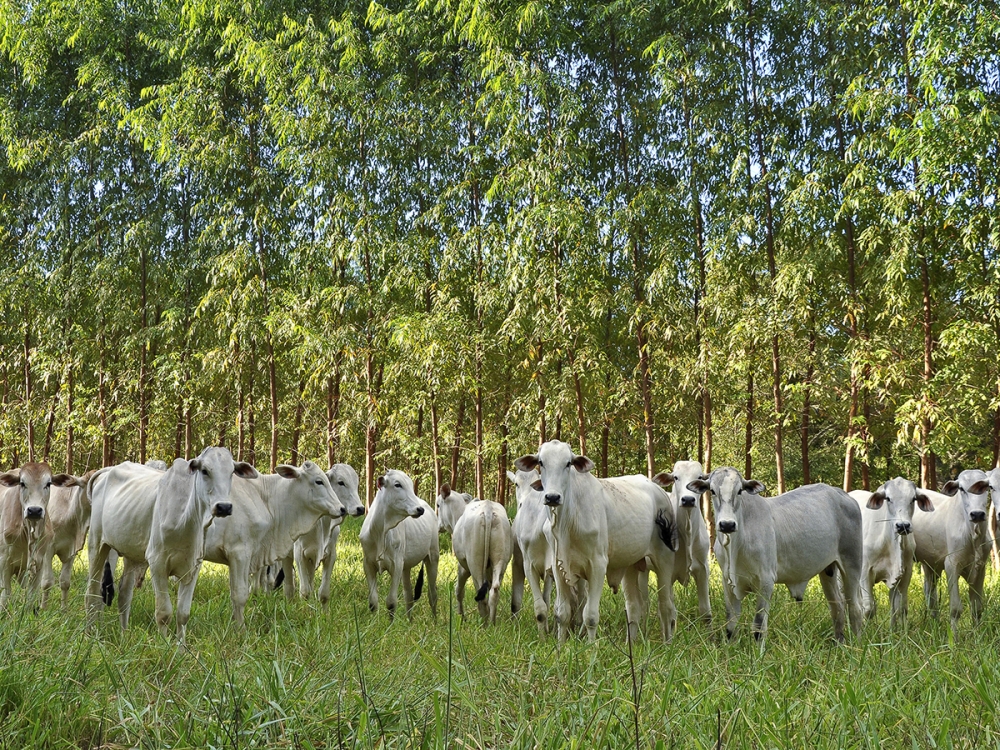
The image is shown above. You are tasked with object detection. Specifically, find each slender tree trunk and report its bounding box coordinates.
[24,324,35,463]
[568,349,587,456]
[174,402,183,460]
[861,397,872,490]
[65,366,74,472]
[600,420,610,478]
[43,392,57,461]
[993,406,1000,469]
[138,241,148,463]
[267,341,279,472]
[451,397,465,488]
[430,391,441,498]
[327,363,341,466]
[637,320,656,478]
[365,346,378,507]
[290,376,306,465]
[920,246,935,489]
[474,382,484,501]
[496,416,509,506]
[745,369,754,479]
[248,379,256,467]
[184,397,193,460]
[237,373,246,463]
[801,312,816,485]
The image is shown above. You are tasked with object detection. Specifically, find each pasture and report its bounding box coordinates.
[3,523,1000,749]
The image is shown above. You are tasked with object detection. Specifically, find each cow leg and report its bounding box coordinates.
[751,580,774,653]
[148,561,173,638]
[364,558,380,614]
[969,569,986,624]
[295,545,316,600]
[86,543,112,625]
[489,561,504,625]
[229,556,251,629]
[692,556,712,625]
[59,553,74,608]
[510,543,525,616]
[281,554,297,600]
[622,568,643,643]
[583,556,608,641]
[922,563,939,618]
[426,549,439,618]
[636,569,650,630]
[889,560,912,629]
[944,559,962,634]
[118,558,142,632]
[0,552,11,609]
[819,568,847,642]
[861,566,876,620]
[549,569,573,643]
[39,549,56,610]
[722,579,741,641]
[386,558,404,621]
[318,527,340,607]
[455,563,469,619]
[174,565,202,645]
[527,561,549,635]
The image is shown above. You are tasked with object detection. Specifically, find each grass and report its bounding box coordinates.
[3,526,1000,749]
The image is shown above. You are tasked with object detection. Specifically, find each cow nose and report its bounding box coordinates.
[544,493,561,506]
[681,496,697,508]
[25,506,43,519]
[213,502,233,518]
[413,506,425,518]
[354,507,366,517]
[895,521,912,535]
[971,511,986,523]
[719,520,737,534]
[339,506,348,517]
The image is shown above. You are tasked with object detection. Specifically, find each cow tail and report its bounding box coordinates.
[273,566,285,591]
[414,564,425,601]
[655,510,677,551]
[476,502,493,603]
[101,561,115,607]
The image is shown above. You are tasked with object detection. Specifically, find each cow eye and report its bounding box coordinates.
[338,481,345,486]
[737,489,743,495]
[537,460,544,468]
[202,469,209,476]
[395,483,402,488]
[315,480,324,485]
[46,481,52,489]
[19,480,25,488]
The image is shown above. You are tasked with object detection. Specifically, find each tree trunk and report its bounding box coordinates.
[993,406,1000,469]
[496,417,509,506]
[430,392,442,498]
[861,397,872,491]
[637,320,655,478]
[744,369,754,479]
[99,332,110,467]
[327,364,341,466]
[451,397,465,488]
[24,324,34,463]
[920,245,934,489]
[568,349,587,456]
[248,374,256,467]
[43,392,57,461]
[138,240,148,464]
[65,366,74,473]
[290,376,306,465]
[474,383,484,501]
[801,313,816,485]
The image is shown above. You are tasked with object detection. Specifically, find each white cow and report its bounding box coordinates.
[508,469,555,633]
[286,463,365,605]
[912,469,992,633]
[452,499,512,624]
[203,461,347,626]
[0,463,76,607]
[435,483,474,534]
[514,441,678,643]
[360,470,439,620]
[86,448,258,642]
[690,467,863,649]
[850,478,934,627]
[652,460,712,623]
[38,470,95,608]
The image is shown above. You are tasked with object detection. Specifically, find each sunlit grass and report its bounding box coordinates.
[2,526,1000,748]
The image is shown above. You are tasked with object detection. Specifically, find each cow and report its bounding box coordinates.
[0,464,77,607]
[912,469,992,634]
[452,499,512,624]
[508,469,556,633]
[359,469,438,620]
[202,461,347,626]
[514,441,677,643]
[37,470,96,608]
[688,467,863,650]
[285,463,365,605]
[435,483,474,534]
[652,460,712,623]
[86,448,258,642]
[850,478,934,627]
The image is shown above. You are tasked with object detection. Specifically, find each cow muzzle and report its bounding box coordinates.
[544,493,561,507]
[718,520,737,534]
[213,502,234,518]
[681,496,697,508]
[411,506,425,518]
[338,506,348,517]
[895,521,912,535]
[353,507,366,517]
[24,506,44,520]
[970,511,987,523]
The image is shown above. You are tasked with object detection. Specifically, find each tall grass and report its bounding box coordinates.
[2,526,1000,748]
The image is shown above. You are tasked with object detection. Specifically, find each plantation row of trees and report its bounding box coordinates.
[1,0,998,504]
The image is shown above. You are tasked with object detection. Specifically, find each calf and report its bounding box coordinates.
[38,470,96,607]
[359,470,439,620]
[690,468,863,650]
[0,464,76,607]
[288,463,365,605]
[452,500,513,624]
[515,441,677,643]
[912,469,992,633]
[87,448,258,642]
[850,478,934,627]
[508,469,555,633]
[435,483,473,534]
[203,461,347,626]
[653,460,712,623]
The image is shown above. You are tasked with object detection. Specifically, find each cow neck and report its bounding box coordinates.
[178,472,212,532]
[259,473,327,562]
[672,487,695,558]
[1,487,23,544]
[363,496,409,562]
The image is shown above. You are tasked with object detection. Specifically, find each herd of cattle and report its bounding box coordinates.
[1,440,1000,650]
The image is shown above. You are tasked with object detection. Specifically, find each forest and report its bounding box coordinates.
[1,0,998,506]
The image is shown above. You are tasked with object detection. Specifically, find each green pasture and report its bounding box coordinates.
[3,525,1000,749]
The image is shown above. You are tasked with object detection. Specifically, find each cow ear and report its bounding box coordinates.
[506,470,517,484]
[377,475,385,490]
[463,494,473,504]
[744,479,766,495]
[514,455,539,472]
[51,473,80,488]
[571,455,595,473]
[915,491,934,512]
[941,480,959,496]
[234,462,259,479]
[969,480,990,495]
[188,459,203,473]
[866,490,886,510]
[530,479,543,492]
[686,479,710,494]
[439,482,451,497]
[652,472,675,489]
[0,472,19,487]
[275,465,300,480]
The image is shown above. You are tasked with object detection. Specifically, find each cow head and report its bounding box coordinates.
[941,469,991,525]
[866,476,933,536]
[375,469,425,527]
[436,482,473,534]
[507,469,542,509]
[0,462,75,532]
[514,440,593,508]
[328,463,364,518]
[687,466,764,536]
[654,460,708,511]
[275,461,347,519]
[188,446,259,518]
